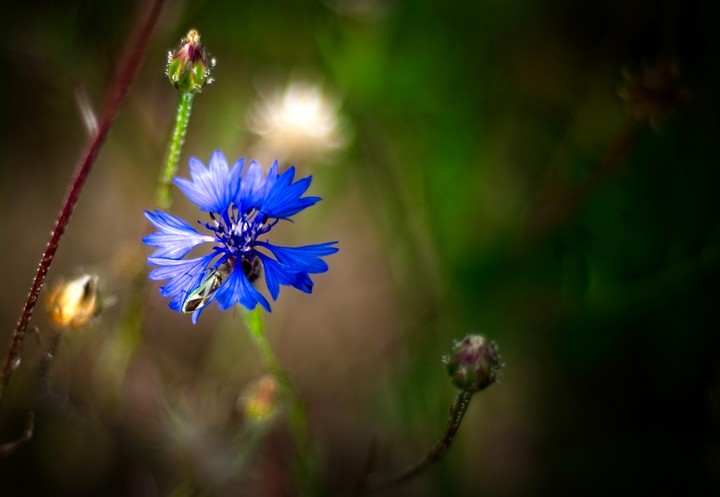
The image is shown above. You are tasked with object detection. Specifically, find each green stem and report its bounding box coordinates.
[241,307,281,373]
[240,307,318,496]
[156,91,194,208]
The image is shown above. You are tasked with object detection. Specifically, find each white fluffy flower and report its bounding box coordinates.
[247,82,348,164]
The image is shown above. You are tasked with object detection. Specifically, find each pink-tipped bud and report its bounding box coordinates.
[166,29,216,93]
[445,335,501,393]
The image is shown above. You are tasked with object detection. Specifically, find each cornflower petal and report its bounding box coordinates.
[291,271,314,293]
[148,254,215,300]
[143,210,214,259]
[260,167,320,218]
[259,166,293,211]
[237,160,280,213]
[257,241,339,274]
[265,160,279,192]
[174,150,240,212]
[238,161,264,212]
[258,253,314,300]
[215,265,271,311]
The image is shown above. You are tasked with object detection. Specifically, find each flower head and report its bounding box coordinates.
[144,150,338,323]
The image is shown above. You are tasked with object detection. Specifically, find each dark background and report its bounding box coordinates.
[1,0,719,495]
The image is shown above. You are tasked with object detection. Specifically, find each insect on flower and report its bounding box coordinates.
[181,259,234,313]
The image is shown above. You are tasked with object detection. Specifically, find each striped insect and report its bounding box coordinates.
[181,259,234,313]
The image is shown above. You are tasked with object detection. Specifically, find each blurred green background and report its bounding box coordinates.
[1,0,720,495]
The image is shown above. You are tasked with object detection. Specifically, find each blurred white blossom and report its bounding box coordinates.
[247,82,349,164]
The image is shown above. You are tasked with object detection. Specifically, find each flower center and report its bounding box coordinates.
[204,205,277,256]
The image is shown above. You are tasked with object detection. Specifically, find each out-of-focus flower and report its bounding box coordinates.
[47,274,103,330]
[445,335,501,393]
[238,375,280,423]
[143,150,338,323]
[618,60,688,126]
[166,29,216,94]
[247,82,348,163]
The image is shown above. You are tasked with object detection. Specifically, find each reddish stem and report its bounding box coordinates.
[0,0,165,403]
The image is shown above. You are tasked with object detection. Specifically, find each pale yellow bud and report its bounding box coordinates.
[47,274,102,330]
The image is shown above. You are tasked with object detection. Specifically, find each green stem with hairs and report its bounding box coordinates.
[155,91,194,208]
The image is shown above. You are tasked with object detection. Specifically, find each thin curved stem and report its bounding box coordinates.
[0,0,165,405]
[156,91,194,208]
[363,390,474,492]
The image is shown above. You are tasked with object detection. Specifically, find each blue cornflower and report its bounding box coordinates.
[143,150,338,323]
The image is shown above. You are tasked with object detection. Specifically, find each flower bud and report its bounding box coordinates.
[238,375,280,423]
[47,274,103,330]
[618,60,688,126]
[166,29,215,93]
[445,335,501,393]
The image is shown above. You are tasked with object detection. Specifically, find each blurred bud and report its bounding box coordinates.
[238,375,280,423]
[166,29,216,93]
[445,335,501,393]
[47,274,103,330]
[247,81,348,164]
[618,60,688,126]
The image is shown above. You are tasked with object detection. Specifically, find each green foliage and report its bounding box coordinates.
[1,0,719,495]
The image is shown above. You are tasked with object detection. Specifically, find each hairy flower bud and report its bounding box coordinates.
[445,335,501,393]
[47,274,103,330]
[166,29,215,93]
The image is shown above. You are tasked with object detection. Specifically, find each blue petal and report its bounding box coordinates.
[214,263,271,312]
[270,196,321,219]
[148,254,215,302]
[237,160,280,213]
[258,253,313,300]
[261,167,321,219]
[143,210,214,259]
[174,150,239,212]
[257,254,287,300]
[290,271,314,293]
[257,241,339,274]
[261,160,279,199]
[237,161,264,212]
